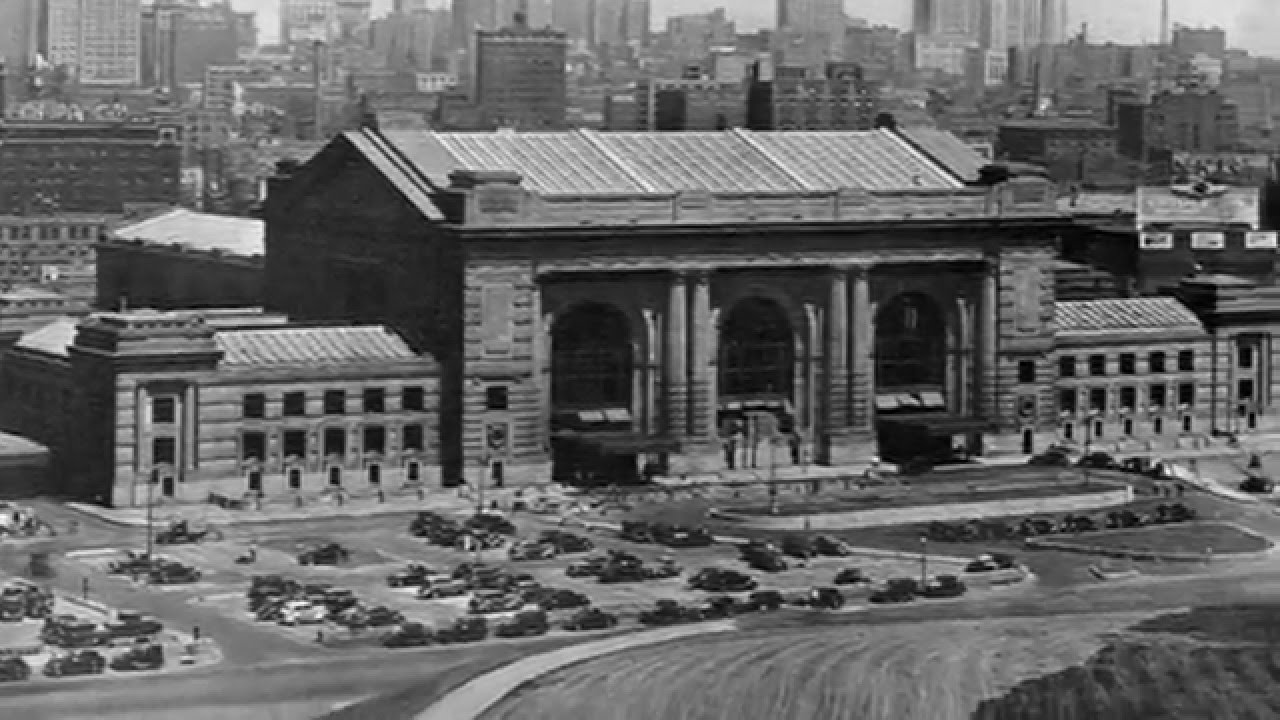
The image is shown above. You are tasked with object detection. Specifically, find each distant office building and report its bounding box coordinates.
[1004,0,1065,49]
[913,0,980,40]
[0,215,107,290]
[474,13,568,130]
[0,0,41,73]
[1148,88,1240,154]
[48,0,142,85]
[748,61,876,132]
[998,117,1117,185]
[281,0,336,45]
[613,78,745,131]
[844,25,902,81]
[234,12,258,50]
[1172,25,1226,61]
[913,35,975,76]
[142,1,240,89]
[663,8,735,64]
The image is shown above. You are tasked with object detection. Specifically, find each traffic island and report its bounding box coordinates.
[1024,522,1272,562]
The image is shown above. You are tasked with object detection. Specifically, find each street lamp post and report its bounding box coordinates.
[919,535,929,588]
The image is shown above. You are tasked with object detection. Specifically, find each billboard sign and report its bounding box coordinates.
[1137,184,1260,230]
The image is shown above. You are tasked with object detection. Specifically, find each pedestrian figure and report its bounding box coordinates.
[316,630,325,644]
[377,489,386,504]
[193,626,201,642]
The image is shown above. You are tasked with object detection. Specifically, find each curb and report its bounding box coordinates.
[416,621,738,720]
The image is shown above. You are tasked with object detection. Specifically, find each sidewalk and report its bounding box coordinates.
[65,492,476,528]
[417,621,738,720]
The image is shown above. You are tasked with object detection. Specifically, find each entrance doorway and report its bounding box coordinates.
[161,476,175,497]
[368,464,381,485]
[248,471,262,493]
[329,467,342,486]
[288,468,301,489]
[875,293,947,390]
[1021,428,1034,454]
[407,462,420,483]
[491,461,504,488]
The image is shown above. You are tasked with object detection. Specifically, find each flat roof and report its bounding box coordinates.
[112,208,264,258]
[1056,297,1204,334]
[0,431,48,459]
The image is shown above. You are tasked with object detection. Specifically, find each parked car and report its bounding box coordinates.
[562,607,619,632]
[813,535,852,556]
[538,530,594,554]
[689,567,758,593]
[149,563,202,585]
[618,521,654,543]
[598,562,647,584]
[744,590,784,612]
[297,543,350,566]
[386,564,434,588]
[418,579,469,599]
[921,575,967,599]
[525,587,590,611]
[780,535,819,559]
[833,568,871,586]
[43,650,106,677]
[495,610,550,638]
[698,595,747,619]
[806,586,845,610]
[742,545,789,573]
[154,519,214,545]
[1079,451,1121,471]
[436,617,488,644]
[1028,447,1073,467]
[383,622,433,648]
[365,606,405,627]
[0,657,30,682]
[469,590,526,615]
[565,556,608,578]
[42,616,108,648]
[642,556,682,580]
[509,540,559,562]
[108,551,159,576]
[109,643,164,672]
[651,523,714,548]
[1241,474,1275,494]
[279,600,327,626]
[639,599,699,626]
[466,513,516,536]
[870,578,920,604]
[320,588,359,614]
[964,553,1018,573]
[104,612,163,641]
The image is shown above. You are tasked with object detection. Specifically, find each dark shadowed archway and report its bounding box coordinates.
[551,302,633,411]
[719,297,795,400]
[875,292,947,390]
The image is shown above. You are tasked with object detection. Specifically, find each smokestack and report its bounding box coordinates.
[312,40,324,141]
[1159,0,1169,46]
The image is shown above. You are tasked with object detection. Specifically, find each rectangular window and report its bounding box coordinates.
[323,427,346,456]
[1239,379,1255,402]
[1119,386,1137,411]
[1119,353,1136,375]
[363,388,386,413]
[363,425,386,454]
[1058,388,1077,414]
[1089,387,1107,412]
[1178,382,1196,407]
[1058,355,1076,378]
[486,385,510,410]
[402,386,425,411]
[241,431,266,461]
[283,429,307,459]
[151,396,176,424]
[242,393,266,419]
[1178,350,1195,372]
[1239,346,1254,370]
[403,423,424,451]
[1017,361,1036,384]
[324,390,346,415]
[1149,384,1167,408]
[1148,352,1166,374]
[283,391,306,416]
[1088,355,1106,376]
[153,437,176,466]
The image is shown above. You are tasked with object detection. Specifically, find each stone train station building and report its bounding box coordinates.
[264,126,1071,487]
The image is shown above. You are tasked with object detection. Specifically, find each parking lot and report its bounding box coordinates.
[61,505,982,651]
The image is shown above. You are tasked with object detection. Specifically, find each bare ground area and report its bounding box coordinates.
[482,611,1160,720]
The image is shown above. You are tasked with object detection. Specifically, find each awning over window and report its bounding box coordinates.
[554,431,680,455]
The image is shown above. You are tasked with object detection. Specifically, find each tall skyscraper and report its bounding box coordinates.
[912,0,979,40]
[281,0,336,46]
[47,0,142,85]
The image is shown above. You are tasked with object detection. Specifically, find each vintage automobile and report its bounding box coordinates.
[43,650,106,677]
[154,519,215,545]
[642,556,682,580]
[365,606,405,627]
[689,568,757,593]
[562,607,619,632]
[297,543,350,566]
[417,579,469,599]
[386,564,434,588]
[525,587,590,611]
[744,590,785,612]
[466,513,516,536]
[149,562,202,585]
[495,610,550,638]
[104,612,163,642]
[565,556,609,578]
[920,575,967,599]
[538,530,594,554]
[435,617,488,644]
[383,622,434,648]
[468,590,526,615]
[639,599,701,626]
[508,540,558,562]
[869,578,920,604]
[651,523,715,548]
[0,657,30,682]
[833,568,871,586]
[43,616,108,648]
[812,535,853,557]
[278,600,327,626]
[618,521,655,544]
[806,586,845,610]
[780,535,819,559]
[109,643,164,672]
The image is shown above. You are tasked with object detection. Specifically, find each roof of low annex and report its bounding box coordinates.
[1056,297,1205,335]
[110,208,264,259]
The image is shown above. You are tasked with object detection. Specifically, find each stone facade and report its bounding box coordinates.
[0,309,440,507]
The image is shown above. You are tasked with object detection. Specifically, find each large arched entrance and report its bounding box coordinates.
[550,302,637,485]
[718,297,796,465]
[874,292,964,465]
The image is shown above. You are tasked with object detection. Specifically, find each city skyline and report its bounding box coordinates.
[227,0,1280,56]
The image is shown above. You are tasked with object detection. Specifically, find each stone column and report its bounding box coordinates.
[183,384,197,472]
[803,302,820,436]
[665,271,688,438]
[850,265,873,430]
[539,311,553,449]
[980,260,1000,422]
[642,308,659,435]
[826,266,850,429]
[688,271,714,441]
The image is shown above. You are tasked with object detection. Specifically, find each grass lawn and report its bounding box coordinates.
[724,482,1109,516]
[1045,522,1270,556]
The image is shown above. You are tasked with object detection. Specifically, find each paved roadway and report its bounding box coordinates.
[6,499,1280,720]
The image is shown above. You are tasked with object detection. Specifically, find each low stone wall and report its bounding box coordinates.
[710,485,1134,531]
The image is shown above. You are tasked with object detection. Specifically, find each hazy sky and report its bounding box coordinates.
[228,0,1280,57]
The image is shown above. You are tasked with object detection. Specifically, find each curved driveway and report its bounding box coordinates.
[416,621,738,720]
